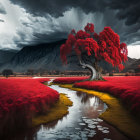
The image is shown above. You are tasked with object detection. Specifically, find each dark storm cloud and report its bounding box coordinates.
[9,0,106,17]
[0,19,4,22]
[0,2,6,14]
[33,32,67,43]
[10,0,140,25]
[8,0,140,47]
[105,0,140,25]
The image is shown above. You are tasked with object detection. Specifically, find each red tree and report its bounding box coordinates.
[60,23,128,80]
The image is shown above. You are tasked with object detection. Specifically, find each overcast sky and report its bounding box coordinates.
[0,0,140,59]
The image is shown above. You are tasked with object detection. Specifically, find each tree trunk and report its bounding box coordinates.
[94,60,104,80]
[96,71,102,80]
[79,60,97,80]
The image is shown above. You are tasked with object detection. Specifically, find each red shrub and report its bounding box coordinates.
[34,78,50,83]
[0,78,58,117]
[0,78,59,135]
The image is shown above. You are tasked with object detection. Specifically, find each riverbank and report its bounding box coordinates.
[32,93,73,127]
[53,76,140,116]
[57,84,140,140]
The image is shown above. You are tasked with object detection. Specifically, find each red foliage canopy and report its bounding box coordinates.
[60,23,128,71]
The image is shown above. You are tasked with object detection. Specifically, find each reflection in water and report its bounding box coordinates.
[75,91,106,118]
[76,91,106,109]
[33,85,108,140]
[5,84,130,140]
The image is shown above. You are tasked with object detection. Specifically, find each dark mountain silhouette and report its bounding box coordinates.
[0,50,17,67]
[0,39,81,72]
[123,58,140,72]
[0,50,17,63]
[0,39,139,73]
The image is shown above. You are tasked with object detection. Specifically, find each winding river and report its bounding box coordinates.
[10,81,130,140]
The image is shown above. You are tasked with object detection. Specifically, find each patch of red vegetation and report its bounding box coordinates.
[53,77,88,84]
[0,78,59,135]
[74,76,140,115]
[34,78,50,83]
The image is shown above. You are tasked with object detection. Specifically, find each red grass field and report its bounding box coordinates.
[54,76,140,115]
[53,76,88,84]
[0,78,59,135]
[34,77,50,83]
[0,76,139,135]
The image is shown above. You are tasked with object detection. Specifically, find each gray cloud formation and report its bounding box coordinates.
[8,0,140,45]
[106,0,140,26]
[0,19,4,22]
[0,0,139,56]
[10,0,103,17]
[0,2,6,14]
[10,0,140,26]
[16,6,140,46]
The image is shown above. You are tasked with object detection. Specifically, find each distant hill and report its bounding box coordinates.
[0,39,80,72]
[0,39,139,73]
[123,58,140,72]
[0,50,17,64]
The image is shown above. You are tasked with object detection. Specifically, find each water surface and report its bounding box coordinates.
[30,84,129,140]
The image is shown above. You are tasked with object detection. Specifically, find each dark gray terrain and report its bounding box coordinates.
[0,39,139,72]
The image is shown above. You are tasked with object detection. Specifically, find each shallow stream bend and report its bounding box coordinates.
[31,83,130,140]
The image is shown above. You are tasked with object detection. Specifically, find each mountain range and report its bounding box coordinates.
[0,50,17,66]
[0,39,139,73]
